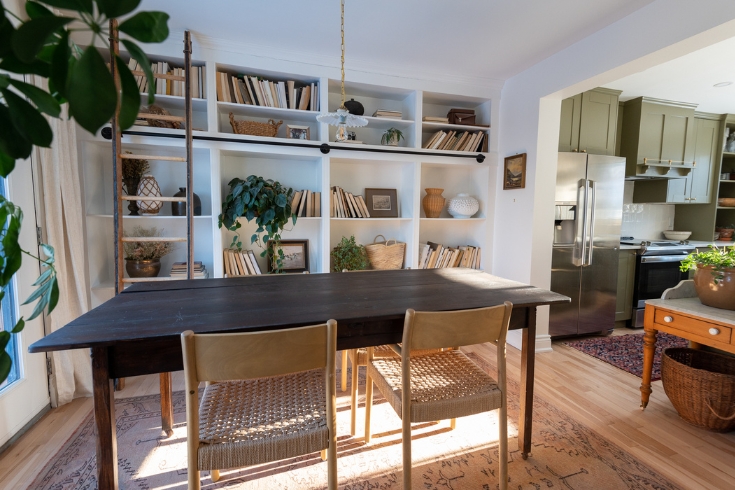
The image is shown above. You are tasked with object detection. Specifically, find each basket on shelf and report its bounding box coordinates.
[661,347,735,432]
[365,235,405,270]
[140,105,181,129]
[229,113,282,137]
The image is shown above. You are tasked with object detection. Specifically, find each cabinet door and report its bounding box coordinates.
[615,250,636,322]
[666,177,690,203]
[689,118,719,204]
[661,111,696,166]
[559,94,581,152]
[579,89,619,155]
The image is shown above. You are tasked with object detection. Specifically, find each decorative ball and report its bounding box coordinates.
[447,193,479,219]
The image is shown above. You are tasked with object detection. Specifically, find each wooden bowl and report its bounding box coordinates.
[718,197,735,207]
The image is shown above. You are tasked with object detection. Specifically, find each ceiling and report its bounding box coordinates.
[140,0,654,82]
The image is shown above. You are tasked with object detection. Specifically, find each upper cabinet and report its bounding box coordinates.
[559,88,621,155]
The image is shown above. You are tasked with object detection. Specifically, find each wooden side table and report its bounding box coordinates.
[640,280,735,409]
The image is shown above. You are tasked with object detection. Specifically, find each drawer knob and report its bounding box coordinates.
[709,328,720,336]
[664,316,673,323]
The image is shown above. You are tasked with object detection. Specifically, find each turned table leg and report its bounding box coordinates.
[640,318,657,410]
[160,372,174,437]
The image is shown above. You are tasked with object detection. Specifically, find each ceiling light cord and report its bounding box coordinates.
[340,0,346,109]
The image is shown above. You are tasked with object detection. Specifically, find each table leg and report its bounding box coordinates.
[518,307,537,460]
[640,325,657,410]
[92,346,118,490]
[160,372,174,437]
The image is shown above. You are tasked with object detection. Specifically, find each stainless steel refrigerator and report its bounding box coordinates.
[549,152,625,337]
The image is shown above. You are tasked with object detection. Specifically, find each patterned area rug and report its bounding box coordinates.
[562,333,689,381]
[30,353,681,489]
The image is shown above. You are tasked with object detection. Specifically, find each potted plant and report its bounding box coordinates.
[331,235,369,272]
[122,152,150,215]
[716,224,735,241]
[218,175,295,272]
[123,226,174,278]
[680,245,735,310]
[381,127,404,146]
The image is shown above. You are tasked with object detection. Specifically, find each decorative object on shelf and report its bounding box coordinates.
[343,98,364,115]
[447,193,480,219]
[662,230,691,241]
[503,153,527,190]
[122,152,150,216]
[422,188,445,218]
[373,109,402,119]
[123,226,174,278]
[719,197,735,207]
[139,105,182,129]
[726,132,735,152]
[171,187,202,216]
[331,235,369,272]
[716,225,735,241]
[136,175,163,215]
[228,113,283,137]
[447,108,476,125]
[364,188,398,218]
[218,175,295,273]
[380,127,404,146]
[266,239,309,273]
[680,245,735,310]
[316,0,368,141]
[286,125,310,140]
[365,235,405,270]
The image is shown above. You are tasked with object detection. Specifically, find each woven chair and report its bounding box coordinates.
[181,321,338,490]
[364,302,512,490]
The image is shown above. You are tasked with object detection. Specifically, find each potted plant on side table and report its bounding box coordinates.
[123,226,174,278]
[680,245,735,310]
[331,235,369,272]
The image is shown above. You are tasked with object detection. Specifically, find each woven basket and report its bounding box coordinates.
[661,347,735,432]
[229,113,282,137]
[365,235,405,270]
[140,105,181,129]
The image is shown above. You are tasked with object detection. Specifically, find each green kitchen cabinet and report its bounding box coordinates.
[615,249,637,322]
[559,88,621,155]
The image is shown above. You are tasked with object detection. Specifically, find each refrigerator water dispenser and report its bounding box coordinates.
[554,205,576,245]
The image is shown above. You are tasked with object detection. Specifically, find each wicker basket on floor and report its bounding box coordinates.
[229,113,282,137]
[661,348,735,432]
[365,235,405,270]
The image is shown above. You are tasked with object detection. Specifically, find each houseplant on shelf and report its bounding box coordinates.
[716,224,734,241]
[123,226,174,278]
[331,235,369,272]
[680,245,735,310]
[122,152,150,215]
[381,127,404,146]
[218,175,295,272]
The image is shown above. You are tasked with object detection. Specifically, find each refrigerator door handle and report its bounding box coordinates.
[573,179,588,267]
[586,180,596,266]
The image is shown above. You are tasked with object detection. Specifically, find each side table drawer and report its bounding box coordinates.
[654,309,733,344]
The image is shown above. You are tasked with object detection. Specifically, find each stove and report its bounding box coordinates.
[620,238,695,256]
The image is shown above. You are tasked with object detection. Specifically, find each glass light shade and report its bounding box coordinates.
[317,108,368,142]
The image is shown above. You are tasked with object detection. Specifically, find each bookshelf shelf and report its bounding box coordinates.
[218,101,319,124]
[421,121,490,133]
[143,93,207,112]
[420,218,486,222]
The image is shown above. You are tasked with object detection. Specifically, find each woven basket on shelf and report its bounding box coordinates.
[140,105,181,129]
[661,347,735,432]
[365,235,405,270]
[229,113,282,137]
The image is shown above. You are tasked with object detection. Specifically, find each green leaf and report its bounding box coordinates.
[115,55,140,130]
[66,46,117,133]
[121,40,155,105]
[25,1,54,19]
[118,12,169,43]
[1,88,53,147]
[0,149,16,177]
[41,243,54,260]
[0,12,15,58]
[8,79,61,117]
[0,331,9,350]
[95,0,141,18]
[38,0,93,13]
[50,30,70,99]
[275,194,287,207]
[251,234,258,244]
[0,53,51,77]
[11,318,25,333]
[0,104,33,161]
[11,16,72,63]
[21,279,50,306]
[32,268,53,287]
[0,351,11,384]
[48,278,59,313]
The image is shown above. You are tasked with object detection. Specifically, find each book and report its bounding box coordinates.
[231,76,243,104]
[299,85,311,110]
[247,250,262,274]
[314,191,321,217]
[287,80,296,109]
[297,189,309,217]
[423,116,449,123]
[290,190,303,213]
[418,243,430,269]
[356,195,370,218]
[234,250,248,275]
[306,190,313,217]
[431,132,447,150]
[241,251,256,275]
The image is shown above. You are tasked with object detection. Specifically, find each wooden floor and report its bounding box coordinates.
[1,331,734,489]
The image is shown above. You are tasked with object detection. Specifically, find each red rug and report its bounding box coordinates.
[562,333,689,381]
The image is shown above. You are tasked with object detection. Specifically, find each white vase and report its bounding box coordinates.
[447,193,479,219]
[137,174,163,215]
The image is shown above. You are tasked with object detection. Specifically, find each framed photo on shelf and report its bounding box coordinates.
[503,153,527,190]
[364,188,399,218]
[267,239,309,273]
[286,125,310,140]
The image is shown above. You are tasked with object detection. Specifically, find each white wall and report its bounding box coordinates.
[495,0,735,351]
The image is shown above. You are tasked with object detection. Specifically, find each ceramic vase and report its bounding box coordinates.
[422,188,445,218]
[136,174,163,215]
[447,193,479,219]
[693,266,735,310]
[171,187,202,216]
[123,177,141,216]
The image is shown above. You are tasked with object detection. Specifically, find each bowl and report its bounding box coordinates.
[663,231,692,240]
[718,197,735,207]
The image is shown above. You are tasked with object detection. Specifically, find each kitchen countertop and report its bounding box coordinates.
[619,240,733,251]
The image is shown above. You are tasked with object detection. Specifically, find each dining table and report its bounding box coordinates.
[29,268,569,489]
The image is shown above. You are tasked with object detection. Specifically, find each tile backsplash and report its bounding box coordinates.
[620,181,675,239]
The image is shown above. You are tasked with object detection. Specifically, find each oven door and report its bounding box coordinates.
[633,255,689,308]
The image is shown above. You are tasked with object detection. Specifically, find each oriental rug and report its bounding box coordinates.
[30,353,681,489]
[562,333,689,381]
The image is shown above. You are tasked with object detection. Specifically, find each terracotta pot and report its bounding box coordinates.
[422,188,445,218]
[693,266,735,310]
[125,259,161,278]
[718,228,734,240]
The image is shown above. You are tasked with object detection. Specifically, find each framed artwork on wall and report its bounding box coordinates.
[364,188,398,218]
[267,239,309,273]
[503,153,527,190]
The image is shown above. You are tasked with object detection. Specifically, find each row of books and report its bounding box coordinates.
[423,116,449,123]
[330,186,371,218]
[423,130,487,152]
[373,109,402,119]
[127,60,206,99]
[418,242,482,270]
[223,249,262,276]
[290,189,322,217]
[170,261,209,279]
[216,72,319,111]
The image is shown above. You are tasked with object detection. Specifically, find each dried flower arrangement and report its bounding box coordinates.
[122,151,150,180]
[123,226,174,260]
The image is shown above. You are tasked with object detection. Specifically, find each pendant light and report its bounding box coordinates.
[317,0,368,141]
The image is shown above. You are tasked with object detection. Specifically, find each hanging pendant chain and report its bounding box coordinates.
[340,0,346,107]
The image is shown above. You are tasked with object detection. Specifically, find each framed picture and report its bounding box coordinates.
[267,239,309,273]
[503,153,527,190]
[364,188,399,218]
[287,125,310,140]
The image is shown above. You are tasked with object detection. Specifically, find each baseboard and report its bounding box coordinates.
[0,403,50,456]
[507,331,553,353]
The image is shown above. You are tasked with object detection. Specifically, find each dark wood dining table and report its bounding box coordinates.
[29,268,569,489]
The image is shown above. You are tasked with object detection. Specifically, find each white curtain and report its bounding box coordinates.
[32,77,93,406]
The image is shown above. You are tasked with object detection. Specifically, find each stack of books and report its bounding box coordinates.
[223,249,262,276]
[423,130,487,152]
[170,261,209,279]
[216,72,318,111]
[290,189,321,217]
[418,242,481,270]
[330,186,370,218]
[372,109,402,119]
[128,60,206,99]
[423,116,449,123]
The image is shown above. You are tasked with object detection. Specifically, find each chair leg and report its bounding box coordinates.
[450,418,456,430]
[350,353,359,436]
[321,449,327,461]
[341,350,348,392]
[328,441,337,490]
[189,469,201,490]
[402,416,412,490]
[210,469,220,482]
[498,404,508,490]
[364,371,374,443]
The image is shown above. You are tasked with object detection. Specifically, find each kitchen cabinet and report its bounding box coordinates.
[615,249,637,322]
[558,88,621,155]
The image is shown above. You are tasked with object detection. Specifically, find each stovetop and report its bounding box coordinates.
[620,237,695,255]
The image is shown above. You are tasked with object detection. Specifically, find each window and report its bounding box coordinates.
[0,177,21,391]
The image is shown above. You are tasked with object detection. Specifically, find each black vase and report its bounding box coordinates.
[171,187,202,216]
[123,177,141,216]
[344,98,364,116]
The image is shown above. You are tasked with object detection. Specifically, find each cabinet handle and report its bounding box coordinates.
[691,197,697,201]
[664,316,673,323]
[581,149,587,153]
[709,327,720,336]
[684,198,691,201]
[573,149,578,152]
